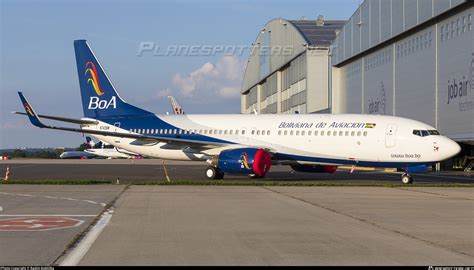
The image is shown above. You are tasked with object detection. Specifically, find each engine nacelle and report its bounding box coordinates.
[290,164,338,173]
[216,148,272,176]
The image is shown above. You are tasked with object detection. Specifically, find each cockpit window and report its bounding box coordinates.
[428,130,440,135]
[413,129,440,137]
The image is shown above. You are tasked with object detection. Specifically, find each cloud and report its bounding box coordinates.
[154,88,172,98]
[172,55,245,99]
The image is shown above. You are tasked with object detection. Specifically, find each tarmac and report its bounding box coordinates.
[76,186,473,265]
[0,159,473,265]
[0,159,473,184]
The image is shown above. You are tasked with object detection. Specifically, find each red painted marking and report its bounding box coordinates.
[0,217,84,231]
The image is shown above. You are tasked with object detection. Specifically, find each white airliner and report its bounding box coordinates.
[83,137,141,159]
[15,40,461,184]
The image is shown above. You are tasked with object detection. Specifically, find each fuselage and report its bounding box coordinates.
[83,113,460,168]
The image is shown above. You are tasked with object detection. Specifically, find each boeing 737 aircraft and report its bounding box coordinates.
[84,137,141,159]
[15,40,461,184]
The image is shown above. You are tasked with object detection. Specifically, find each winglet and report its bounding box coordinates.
[18,92,48,128]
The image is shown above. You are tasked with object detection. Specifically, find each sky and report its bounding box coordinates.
[0,0,360,149]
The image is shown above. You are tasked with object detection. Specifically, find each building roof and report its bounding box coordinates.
[289,20,346,47]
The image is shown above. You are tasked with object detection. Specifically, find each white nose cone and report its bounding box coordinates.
[444,138,461,159]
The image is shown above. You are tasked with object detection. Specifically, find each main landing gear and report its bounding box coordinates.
[205,166,224,180]
[401,173,414,184]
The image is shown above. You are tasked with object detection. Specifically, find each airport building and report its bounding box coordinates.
[241,0,474,169]
[240,17,345,114]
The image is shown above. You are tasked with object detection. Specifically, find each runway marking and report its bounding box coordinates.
[0,192,106,206]
[0,217,85,232]
[59,209,113,266]
[162,160,171,182]
[82,200,98,204]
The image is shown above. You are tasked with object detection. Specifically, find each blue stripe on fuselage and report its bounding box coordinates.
[275,153,435,168]
[97,114,235,144]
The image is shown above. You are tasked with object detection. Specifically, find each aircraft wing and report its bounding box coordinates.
[17,92,227,148]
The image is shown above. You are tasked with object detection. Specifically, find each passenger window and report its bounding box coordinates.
[256,130,260,135]
[345,131,349,136]
[314,131,318,136]
[351,131,355,136]
[339,131,343,136]
[296,130,300,136]
[219,130,223,135]
[284,130,288,135]
[151,129,154,134]
[159,129,163,134]
[333,131,337,136]
[290,130,294,136]
[235,130,239,135]
[224,130,228,135]
[229,130,233,135]
[321,131,325,136]
[278,130,282,135]
[241,130,245,135]
[267,130,270,135]
[163,129,167,134]
[174,129,177,134]
[301,130,305,136]
[308,131,312,136]
[363,131,367,136]
[251,130,255,135]
[357,131,361,136]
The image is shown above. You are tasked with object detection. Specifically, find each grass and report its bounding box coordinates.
[0,179,112,185]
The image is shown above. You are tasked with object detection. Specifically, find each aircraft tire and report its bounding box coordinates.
[205,166,224,180]
[401,174,413,184]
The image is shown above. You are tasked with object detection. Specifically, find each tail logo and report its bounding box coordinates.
[240,152,251,170]
[24,103,34,116]
[85,61,105,96]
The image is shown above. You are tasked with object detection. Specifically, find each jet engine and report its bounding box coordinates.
[290,164,338,173]
[214,148,272,177]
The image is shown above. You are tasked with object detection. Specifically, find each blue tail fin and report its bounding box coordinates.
[74,40,152,119]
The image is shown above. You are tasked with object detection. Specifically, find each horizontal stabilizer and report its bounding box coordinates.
[12,111,98,125]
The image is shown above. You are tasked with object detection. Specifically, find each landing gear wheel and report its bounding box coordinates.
[205,166,224,180]
[401,173,413,184]
[249,174,264,179]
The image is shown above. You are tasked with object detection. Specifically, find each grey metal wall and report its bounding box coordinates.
[437,8,474,141]
[331,0,467,66]
[333,5,474,142]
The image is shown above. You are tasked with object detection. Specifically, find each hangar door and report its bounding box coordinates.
[385,124,397,148]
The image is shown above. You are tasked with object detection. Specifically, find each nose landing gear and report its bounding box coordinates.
[401,173,413,184]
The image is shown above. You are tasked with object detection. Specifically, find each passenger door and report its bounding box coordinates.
[385,124,397,148]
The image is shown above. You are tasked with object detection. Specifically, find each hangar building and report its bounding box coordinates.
[241,0,473,170]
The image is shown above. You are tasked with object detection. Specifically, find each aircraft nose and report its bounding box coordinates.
[442,138,461,159]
